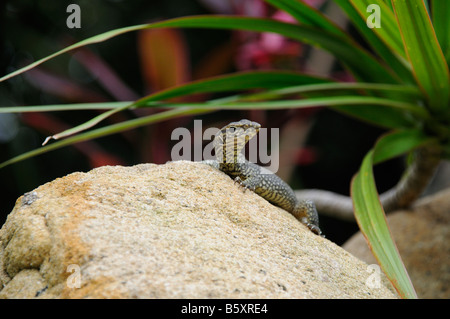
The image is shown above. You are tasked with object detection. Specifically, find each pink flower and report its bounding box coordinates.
[235,9,302,70]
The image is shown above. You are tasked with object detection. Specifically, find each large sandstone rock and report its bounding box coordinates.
[0,161,397,298]
[343,188,450,299]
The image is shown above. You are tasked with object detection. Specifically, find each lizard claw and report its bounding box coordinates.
[308,224,325,237]
[233,176,254,192]
[302,218,324,237]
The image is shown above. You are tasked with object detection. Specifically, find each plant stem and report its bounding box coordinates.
[295,145,443,221]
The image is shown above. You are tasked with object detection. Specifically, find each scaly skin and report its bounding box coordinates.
[204,119,322,236]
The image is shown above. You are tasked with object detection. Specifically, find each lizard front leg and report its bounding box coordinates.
[233,174,260,192]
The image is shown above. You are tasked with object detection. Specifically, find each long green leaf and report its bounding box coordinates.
[0,101,131,113]
[43,94,427,144]
[431,0,450,63]
[382,0,394,11]
[246,82,422,101]
[392,0,450,113]
[351,130,432,298]
[132,71,329,106]
[42,104,132,144]
[40,71,330,142]
[264,0,347,37]
[130,80,425,135]
[0,82,421,114]
[14,74,421,145]
[335,0,415,85]
[372,129,433,164]
[0,94,425,169]
[137,96,427,117]
[0,107,212,170]
[3,80,422,147]
[350,0,406,60]
[352,150,417,298]
[0,15,398,84]
[0,23,148,83]
[50,95,427,144]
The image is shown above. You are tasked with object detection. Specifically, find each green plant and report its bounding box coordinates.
[1,0,449,298]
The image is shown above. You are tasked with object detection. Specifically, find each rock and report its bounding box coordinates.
[343,188,450,299]
[0,161,397,298]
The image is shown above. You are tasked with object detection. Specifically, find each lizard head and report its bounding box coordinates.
[223,119,261,140]
[215,119,261,164]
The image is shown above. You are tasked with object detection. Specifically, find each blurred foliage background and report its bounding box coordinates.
[0,0,408,244]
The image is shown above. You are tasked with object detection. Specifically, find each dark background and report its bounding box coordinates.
[0,0,403,244]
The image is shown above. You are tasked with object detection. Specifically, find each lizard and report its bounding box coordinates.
[203,119,323,236]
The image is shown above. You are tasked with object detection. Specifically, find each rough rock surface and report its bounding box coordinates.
[0,161,397,298]
[343,188,450,299]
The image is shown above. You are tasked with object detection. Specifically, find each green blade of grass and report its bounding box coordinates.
[0,15,398,84]
[351,129,434,298]
[431,0,450,63]
[392,0,450,113]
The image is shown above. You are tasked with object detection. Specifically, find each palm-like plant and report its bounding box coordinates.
[1,0,449,298]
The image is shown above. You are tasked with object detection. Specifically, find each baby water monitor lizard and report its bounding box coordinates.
[203,119,323,236]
